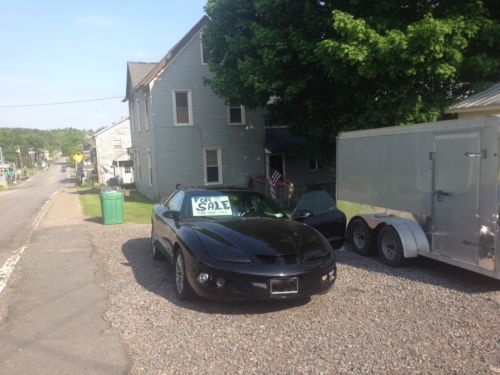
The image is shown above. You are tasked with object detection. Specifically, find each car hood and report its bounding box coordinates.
[189,218,330,262]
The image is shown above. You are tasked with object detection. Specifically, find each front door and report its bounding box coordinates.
[432,133,480,265]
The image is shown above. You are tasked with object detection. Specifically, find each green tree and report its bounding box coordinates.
[204,0,500,157]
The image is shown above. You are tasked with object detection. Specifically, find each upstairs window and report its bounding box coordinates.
[173,90,193,125]
[200,32,209,65]
[113,139,122,149]
[228,102,245,125]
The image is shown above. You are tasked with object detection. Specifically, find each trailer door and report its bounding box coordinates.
[432,133,481,265]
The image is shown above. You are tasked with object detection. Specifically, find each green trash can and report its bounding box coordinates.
[100,188,124,224]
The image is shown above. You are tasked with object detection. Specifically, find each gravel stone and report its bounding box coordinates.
[86,221,500,374]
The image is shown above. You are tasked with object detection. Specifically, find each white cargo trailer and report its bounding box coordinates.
[337,115,500,279]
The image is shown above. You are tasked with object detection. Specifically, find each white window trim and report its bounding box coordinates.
[227,104,246,125]
[147,149,153,187]
[143,91,150,131]
[203,147,223,185]
[308,158,320,171]
[136,151,141,181]
[172,90,193,126]
[200,32,208,65]
[134,98,141,132]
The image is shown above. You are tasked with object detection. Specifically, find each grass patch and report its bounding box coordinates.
[337,200,381,221]
[77,187,156,224]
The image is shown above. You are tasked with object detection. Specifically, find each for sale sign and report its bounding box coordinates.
[191,196,232,216]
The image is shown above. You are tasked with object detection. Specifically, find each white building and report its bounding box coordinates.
[93,118,134,185]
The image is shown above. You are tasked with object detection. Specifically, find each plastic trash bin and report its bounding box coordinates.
[100,187,124,224]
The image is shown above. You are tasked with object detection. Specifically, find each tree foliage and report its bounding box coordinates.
[0,127,86,166]
[203,0,500,156]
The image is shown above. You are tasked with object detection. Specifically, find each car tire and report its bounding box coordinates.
[348,218,375,256]
[377,226,404,267]
[151,230,164,260]
[174,250,194,301]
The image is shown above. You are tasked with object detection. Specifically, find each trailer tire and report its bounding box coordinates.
[347,218,375,256]
[377,226,404,267]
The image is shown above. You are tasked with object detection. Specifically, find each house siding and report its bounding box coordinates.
[94,119,133,185]
[130,89,157,198]
[284,156,335,186]
[140,31,265,199]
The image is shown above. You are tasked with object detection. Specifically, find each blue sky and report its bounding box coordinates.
[0,0,207,130]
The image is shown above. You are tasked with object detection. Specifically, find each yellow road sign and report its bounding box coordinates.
[72,153,84,163]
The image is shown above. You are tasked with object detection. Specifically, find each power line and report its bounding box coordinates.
[0,96,123,108]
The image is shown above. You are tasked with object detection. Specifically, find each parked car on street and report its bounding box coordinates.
[151,187,344,301]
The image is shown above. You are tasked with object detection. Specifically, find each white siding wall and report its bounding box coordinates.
[135,31,266,199]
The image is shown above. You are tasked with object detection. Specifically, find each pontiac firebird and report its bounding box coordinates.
[151,187,345,301]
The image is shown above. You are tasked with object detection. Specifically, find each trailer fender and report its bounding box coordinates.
[353,215,429,258]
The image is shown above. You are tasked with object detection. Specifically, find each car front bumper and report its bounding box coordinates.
[184,252,337,301]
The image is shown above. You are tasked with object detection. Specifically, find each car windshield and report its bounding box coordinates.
[293,190,336,216]
[182,190,287,219]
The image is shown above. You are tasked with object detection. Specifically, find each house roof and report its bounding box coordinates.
[265,128,307,152]
[124,62,157,102]
[445,82,500,114]
[94,117,130,137]
[126,15,209,100]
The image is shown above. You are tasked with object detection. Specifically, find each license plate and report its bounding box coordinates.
[270,277,298,295]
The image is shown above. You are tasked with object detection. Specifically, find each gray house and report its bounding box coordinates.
[124,17,266,200]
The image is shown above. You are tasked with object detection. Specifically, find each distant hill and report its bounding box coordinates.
[0,127,87,166]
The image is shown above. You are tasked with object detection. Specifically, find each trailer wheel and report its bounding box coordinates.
[348,218,375,256]
[377,226,404,267]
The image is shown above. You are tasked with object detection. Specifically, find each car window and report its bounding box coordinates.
[183,191,286,219]
[166,190,185,211]
[294,191,335,216]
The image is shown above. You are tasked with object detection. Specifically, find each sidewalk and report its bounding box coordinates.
[0,187,130,374]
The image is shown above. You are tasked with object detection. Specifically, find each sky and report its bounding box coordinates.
[0,0,207,130]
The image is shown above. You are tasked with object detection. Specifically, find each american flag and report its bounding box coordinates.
[268,169,282,200]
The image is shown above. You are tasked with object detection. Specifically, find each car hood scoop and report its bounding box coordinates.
[191,218,328,261]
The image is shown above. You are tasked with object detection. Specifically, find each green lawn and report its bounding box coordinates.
[78,187,156,224]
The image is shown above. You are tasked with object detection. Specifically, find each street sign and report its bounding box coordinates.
[72,153,84,163]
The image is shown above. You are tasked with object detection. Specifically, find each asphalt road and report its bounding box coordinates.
[0,160,72,267]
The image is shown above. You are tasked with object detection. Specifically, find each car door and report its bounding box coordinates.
[155,190,185,259]
[292,190,346,248]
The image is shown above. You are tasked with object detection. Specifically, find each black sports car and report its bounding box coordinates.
[151,187,344,301]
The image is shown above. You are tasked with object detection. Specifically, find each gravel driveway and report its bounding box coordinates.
[86,221,500,374]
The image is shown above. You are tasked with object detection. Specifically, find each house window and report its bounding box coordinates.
[228,102,245,125]
[200,32,209,65]
[134,98,141,131]
[143,91,150,130]
[308,158,323,170]
[124,164,131,173]
[113,139,122,149]
[136,151,141,181]
[204,148,222,185]
[173,90,193,125]
[147,149,153,187]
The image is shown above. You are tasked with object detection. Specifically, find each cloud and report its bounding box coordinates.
[75,15,115,29]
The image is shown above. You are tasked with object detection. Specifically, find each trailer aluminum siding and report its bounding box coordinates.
[337,116,500,279]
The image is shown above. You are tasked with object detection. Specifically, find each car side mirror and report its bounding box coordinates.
[163,210,180,220]
[292,209,314,222]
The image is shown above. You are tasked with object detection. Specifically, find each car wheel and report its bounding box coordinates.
[377,226,404,267]
[175,250,194,301]
[348,218,375,255]
[151,230,164,260]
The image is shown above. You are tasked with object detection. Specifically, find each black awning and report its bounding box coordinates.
[264,128,307,152]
